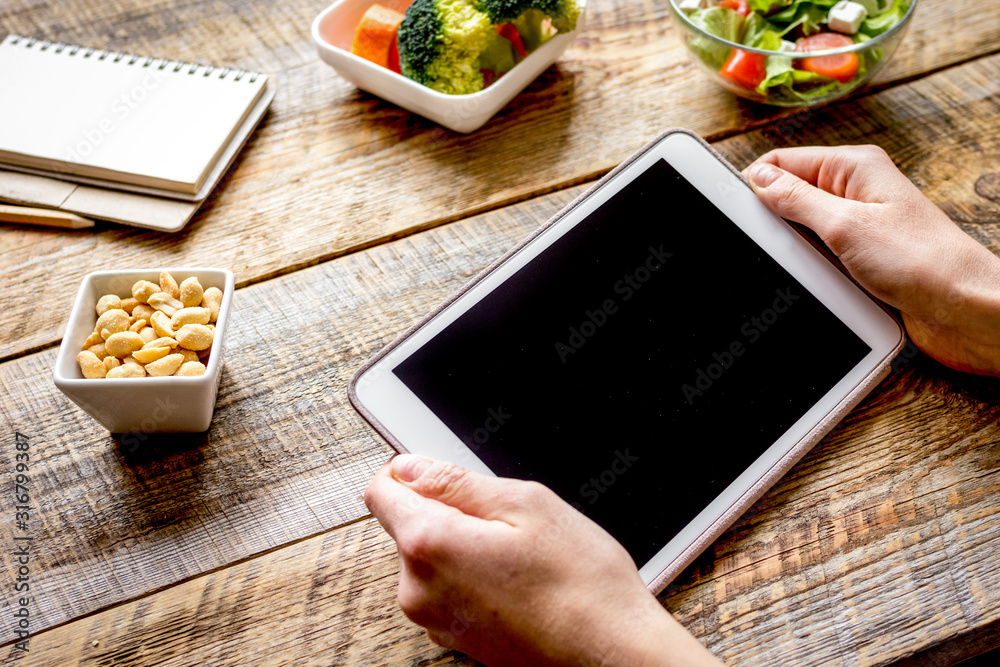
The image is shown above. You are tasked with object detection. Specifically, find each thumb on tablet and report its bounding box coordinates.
[747,162,853,244]
[390,454,515,520]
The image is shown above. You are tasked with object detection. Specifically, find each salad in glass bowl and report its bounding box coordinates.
[669,0,917,106]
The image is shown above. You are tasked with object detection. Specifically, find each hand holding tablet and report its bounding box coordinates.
[352,129,906,592]
[746,145,1000,378]
[365,453,726,665]
[359,135,1000,665]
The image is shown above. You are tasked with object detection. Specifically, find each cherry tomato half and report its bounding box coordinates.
[796,32,859,83]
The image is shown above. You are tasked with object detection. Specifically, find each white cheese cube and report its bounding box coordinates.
[679,0,709,13]
[827,0,868,34]
[778,39,797,53]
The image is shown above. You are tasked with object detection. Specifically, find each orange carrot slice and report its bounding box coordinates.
[351,4,405,69]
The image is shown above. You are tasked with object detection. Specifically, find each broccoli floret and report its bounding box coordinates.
[397,0,580,95]
[478,0,580,33]
[398,0,495,95]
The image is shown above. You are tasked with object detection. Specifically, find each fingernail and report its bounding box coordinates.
[749,163,783,189]
[391,454,432,483]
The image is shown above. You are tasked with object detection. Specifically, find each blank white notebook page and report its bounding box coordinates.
[0,35,268,194]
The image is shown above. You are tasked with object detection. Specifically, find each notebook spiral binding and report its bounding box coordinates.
[8,34,261,83]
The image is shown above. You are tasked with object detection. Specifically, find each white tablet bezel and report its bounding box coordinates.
[351,129,904,589]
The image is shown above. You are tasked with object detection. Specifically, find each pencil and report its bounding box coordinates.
[0,204,95,229]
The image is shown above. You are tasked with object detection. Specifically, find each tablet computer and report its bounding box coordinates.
[349,129,905,593]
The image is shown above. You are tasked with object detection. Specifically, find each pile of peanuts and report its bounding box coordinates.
[77,272,223,379]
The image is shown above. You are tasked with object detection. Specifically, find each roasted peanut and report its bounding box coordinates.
[107,364,145,378]
[95,309,129,339]
[159,271,180,299]
[147,292,184,316]
[150,311,174,338]
[133,304,155,322]
[77,350,107,378]
[143,337,178,349]
[175,361,207,376]
[120,297,139,315]
[145,353,185,377]
[81,274,223,380]
[105,331,144,357]
[171,307,210,330]
[175,324,213,351]
[179,277,204,308]
[132,280,159,304]
[202,287,223,323]
[132,346,171,364]
[96,294,121,316]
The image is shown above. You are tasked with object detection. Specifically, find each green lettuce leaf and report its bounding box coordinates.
[687,7,745,69]
[768,2,834,36]
[741,12,783,47]
[748,0,792,14]
[754,53,813,93]
[859,0,909,37]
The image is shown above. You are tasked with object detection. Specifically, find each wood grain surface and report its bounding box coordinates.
[1,0,999,360]
[9,365,1000,666]
[3,0,1000,664]
[3,49,1000,663]
[7,519,464,666]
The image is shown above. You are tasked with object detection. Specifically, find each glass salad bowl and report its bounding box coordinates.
[668,0,917,106]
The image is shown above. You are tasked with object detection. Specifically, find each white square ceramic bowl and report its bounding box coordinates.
[311,0,586,133]
[53,268,235,434]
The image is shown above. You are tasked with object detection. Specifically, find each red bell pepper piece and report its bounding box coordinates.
[719,0,751,16]
[495,23,527,58]
[720,48,767,89]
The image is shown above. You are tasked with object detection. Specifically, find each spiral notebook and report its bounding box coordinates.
[0,34,273,230]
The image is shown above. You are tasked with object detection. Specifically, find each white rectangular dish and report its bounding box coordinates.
[311,0,585,133]
[53,268,235,433]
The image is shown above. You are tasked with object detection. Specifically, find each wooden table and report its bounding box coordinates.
[2,0,1000,664]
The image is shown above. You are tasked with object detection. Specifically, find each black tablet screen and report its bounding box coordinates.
[394,158,871,567]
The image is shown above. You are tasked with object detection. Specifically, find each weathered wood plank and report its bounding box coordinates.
[666,371,1000,666]
[7,519,470,666]
[3,48,1000,648]
[1,0,998,360]
[10,369,1000,666]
